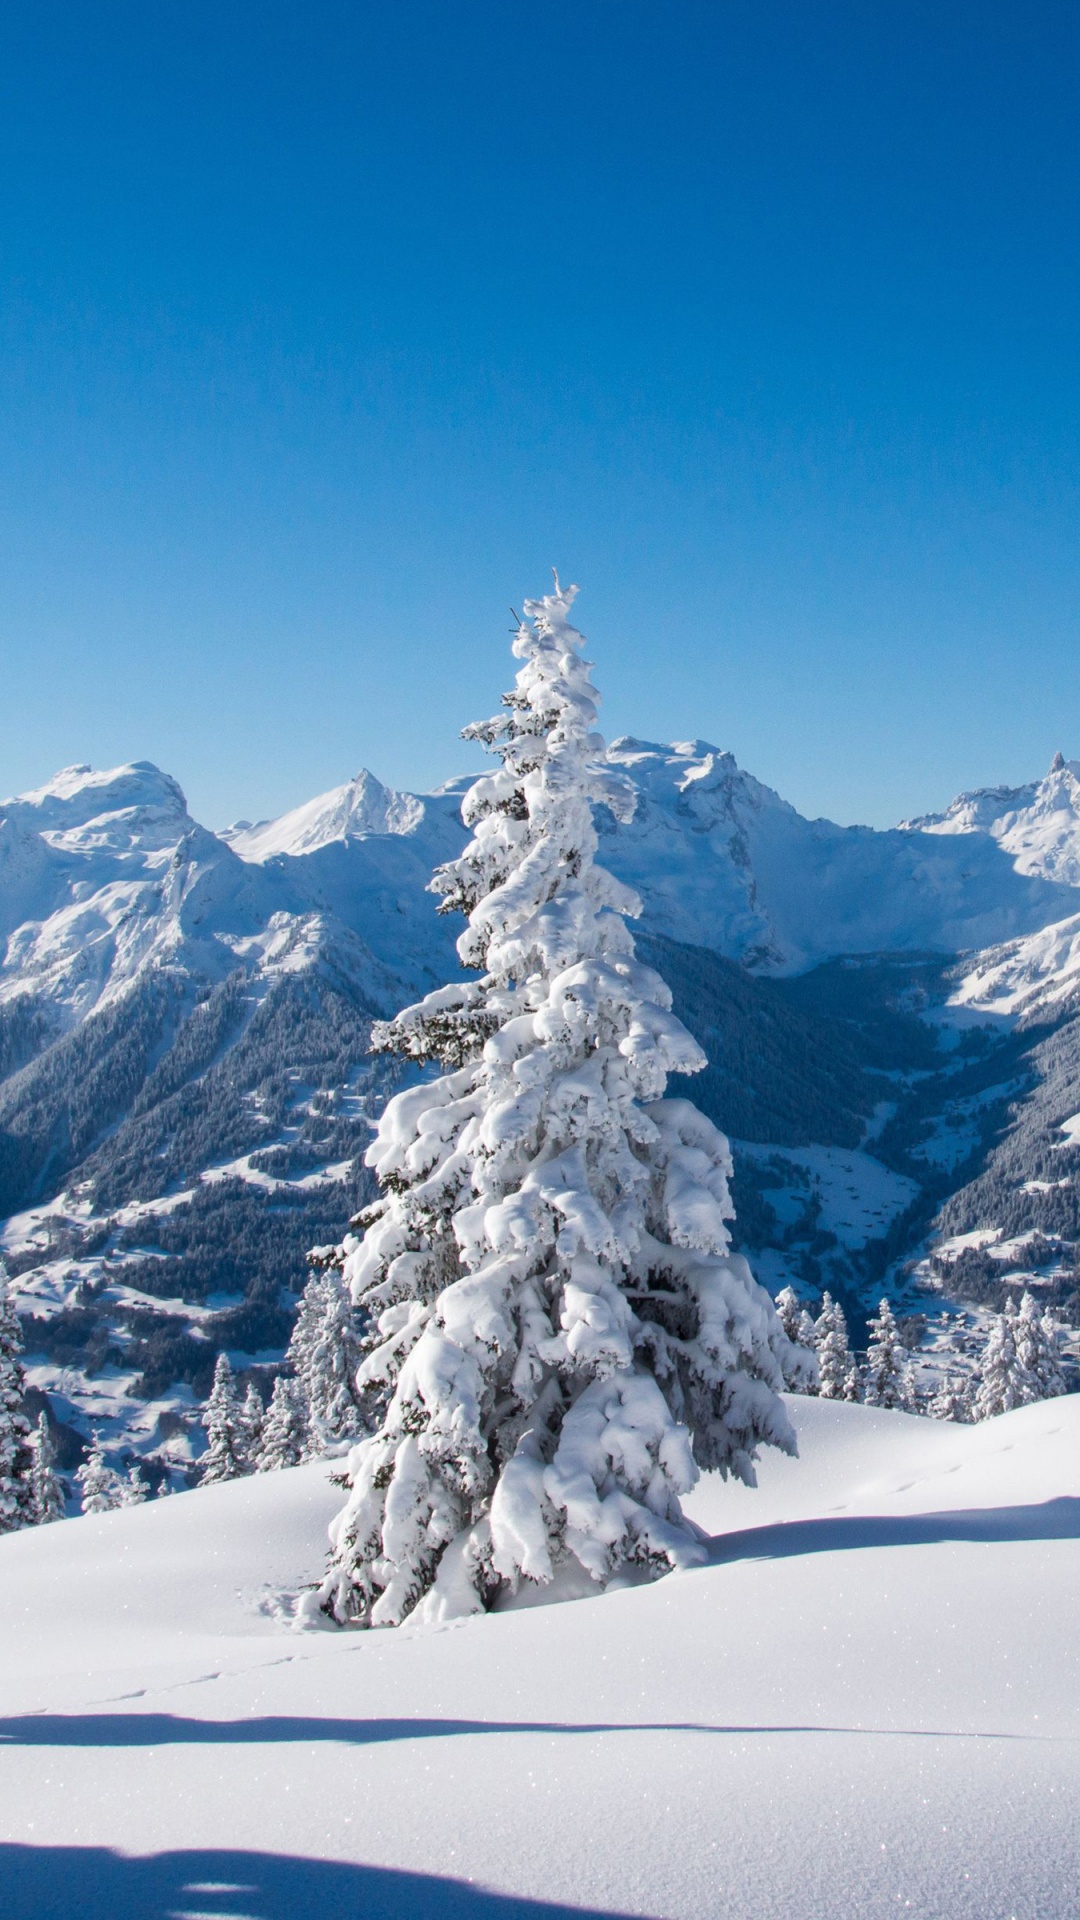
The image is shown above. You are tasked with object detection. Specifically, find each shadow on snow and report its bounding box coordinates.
[0,1714,1057,1748]
[1,1845,636,1920]
[704,1495,1080,1565]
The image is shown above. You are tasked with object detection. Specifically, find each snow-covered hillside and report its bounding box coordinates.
[948,907,1080,1022]
[2,1395,1077,1919]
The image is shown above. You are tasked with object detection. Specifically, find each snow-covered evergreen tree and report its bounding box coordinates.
[121,1461,149,1506]
[76,1433,125,1515]
[312,580,799,1629]
[928,1373,974,1423]
[971,1306,1026,1419]
[862,1299,916,1411]
[240,1382,265,1467]
[301,1267,367,1453]
[200,1353,248,1484]
[972,1294,1064,1419]
[256,1375,307,1471]
[283,1270,326,1411]
[774,1286,819,1391]
[0,1266,33,1534]
[814,1293,860,1402]
[284,1267,366,1456]
[1014,1291,1066,1399]
[29,1410,65,1523]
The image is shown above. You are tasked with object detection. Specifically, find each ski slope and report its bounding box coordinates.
[1,1395,1078,1919]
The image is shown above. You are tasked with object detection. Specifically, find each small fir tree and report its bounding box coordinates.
[311,581,799,1629]
[972,1294,1064,1419]
[862,1299,916,1411]
[240,1382,265,1468]
[284,1271,327,1409]
[929,1373,974,1423]
[773,1286,819,1391]
[814,1293,860,1402]
[121,1461,149,1505]
[200,1353,248,1484]
[971,1307,1026,1419]
[1014,1291,1066,1399]
[301,1267,367,1453]
[256,1376,308,1471]
[29,1410,65,1523]
[0,1266,34,1533]
[76,1433,125,1515]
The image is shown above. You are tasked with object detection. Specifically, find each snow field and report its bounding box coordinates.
[1,1394,1078,1919]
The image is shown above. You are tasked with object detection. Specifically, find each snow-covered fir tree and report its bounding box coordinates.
[256,1375,308,1471]
[311,580,801,1629]
[862,1299,916,1411]
[814,1293,860,1402]
[774,1285,819,1390]
[296,1265,367,1454]
[971,1306,1025,1419]
[305,1267,367,1443]
[29,1410,65,1523]
[928,1373,974,1422]
[76,1434,125,1515]
[0,1266,33,1534]
[1013,1291,1066,1400]
[200,1353,248,1484]
[283,1269,326,1414]
[121,1461,149,1506]
[972,1294,1064,1419]
[240,1382,265,1465]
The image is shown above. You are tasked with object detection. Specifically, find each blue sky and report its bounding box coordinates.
[2,2,1080,829]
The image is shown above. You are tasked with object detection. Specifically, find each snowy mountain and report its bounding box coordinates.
[904,750,1080,886]
[2,1394,1078,1920]
[0,760,457,1039]
[218,739,1080,976]
[4,744,1080,1480]
[221,766,453,859]
[599,739,1080,969]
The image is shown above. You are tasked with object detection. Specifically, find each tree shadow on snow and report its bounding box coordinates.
[1,1844,635,1920]
[704,1495,1080,1566]
[0,1712,1055,1749]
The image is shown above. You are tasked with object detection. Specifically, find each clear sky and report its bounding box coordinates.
[2,2,1080,830]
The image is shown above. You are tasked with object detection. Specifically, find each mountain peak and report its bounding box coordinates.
[902,753,1080,887]
[223,769,428,863]
[1043,750,1080,785]
[2,761,191,849]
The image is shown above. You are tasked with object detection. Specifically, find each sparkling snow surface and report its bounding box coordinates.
[1,1396,1077,1919]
